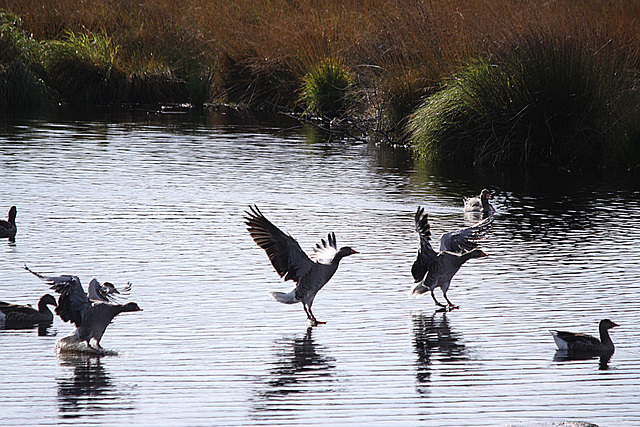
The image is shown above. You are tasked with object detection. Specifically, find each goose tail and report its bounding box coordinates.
[269,289,299,304]
[409,282,429,297]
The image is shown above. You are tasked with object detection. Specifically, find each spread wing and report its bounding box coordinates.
[24,265,90,326]
[439,214,494,253]
[310,232,338,264]
[411,206,437,282]
[245,205,314,283]
[88,278,131,302]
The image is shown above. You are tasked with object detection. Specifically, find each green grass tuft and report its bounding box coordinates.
[407,34,639,169]
[299,59,354,118]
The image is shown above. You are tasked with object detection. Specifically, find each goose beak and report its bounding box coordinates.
[611,321,619,328]
[350,249,359,254]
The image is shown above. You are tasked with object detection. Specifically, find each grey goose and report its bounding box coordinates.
[245,205,357,326]
[411,206,493,310]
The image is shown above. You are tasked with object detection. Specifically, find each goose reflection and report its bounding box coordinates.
[253,327,336,413]
[0,320,56,337]
[57,353,132,418]
[412,312,469,394]
[553,350,613,371]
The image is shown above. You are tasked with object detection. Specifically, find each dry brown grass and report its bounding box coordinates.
[3,0,640,116]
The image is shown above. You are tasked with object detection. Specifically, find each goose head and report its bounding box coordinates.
[38,294,58,310]
[7,206,16,223]
[599,319,619,331]
[121,302,143,313]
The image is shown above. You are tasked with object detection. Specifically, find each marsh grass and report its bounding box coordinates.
[2,0,640,167]
[299,59,354,119]
[43,30,123,106]
[0,12,50,113]
[408,33,640,168]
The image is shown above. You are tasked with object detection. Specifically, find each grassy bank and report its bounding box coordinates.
[1,0,640,169]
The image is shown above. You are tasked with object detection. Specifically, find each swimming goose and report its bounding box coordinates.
[410,206,493,310]
[463,189,495,215]
[24,265,141,349]
[551,319,618,353]
[0,206,17,239]
[0,294,57,326]
[245,205,358,326]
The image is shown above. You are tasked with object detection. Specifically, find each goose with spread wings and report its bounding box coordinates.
[24,265,140,349]
[245,205,358,326]
[411,206,493,310]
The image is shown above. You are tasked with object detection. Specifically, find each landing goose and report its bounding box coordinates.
[24,265,141,349]
[0,206,17,239]
[551,319,618,353]
[0,294,57,326]
[463,189,495,215]
[410,206,493,310]
[245,205,358,326]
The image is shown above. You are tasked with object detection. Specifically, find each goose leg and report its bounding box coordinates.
[443,293,459,310]
[303,304,325,326]
[430,289,447,308]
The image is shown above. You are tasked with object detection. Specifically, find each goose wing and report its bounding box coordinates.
[0,301,37,316]
[88,278,131,302]
[24,265,90,326]
[310,232,338,264]
[245,205,315,283]
[412,206,438,282]
[554,331,601,347]
[439,214,494,253]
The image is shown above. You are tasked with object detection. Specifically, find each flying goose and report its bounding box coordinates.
[463,189,495,216]
[0,206,17,239]
[24,265,141,349]
[551,319,618,353]
[410,206,493,310]
[245,205,358,326]
[0,294,57,326]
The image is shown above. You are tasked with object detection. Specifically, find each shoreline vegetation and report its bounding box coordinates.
[1,1,640,171]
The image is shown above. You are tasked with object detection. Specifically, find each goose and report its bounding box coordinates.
[245,205,358,326]
[0,206,17,239]
[463,189,495,215]
[24,265,141,349]
[550,319,618,353]
[0,294,57,326]
[410,206,493,310]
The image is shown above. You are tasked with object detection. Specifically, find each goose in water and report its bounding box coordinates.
[245,205,358,326]
[24,265,141,350]
[410,206,493,310]
[463,189,495,216]
[551,319,618,354]
[0,294,57,326]
[0,206,17,240]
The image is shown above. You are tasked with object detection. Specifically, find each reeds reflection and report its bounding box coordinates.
[57,353,133,418]
[412,312,469,394]
[253,327,336,414]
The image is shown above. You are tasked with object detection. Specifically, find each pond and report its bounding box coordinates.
[0,108,639,426]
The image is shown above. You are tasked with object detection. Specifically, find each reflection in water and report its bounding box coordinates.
[57,353,133,418]
[553,350,613,371]
[0,320,56,337]
[412,312,468,394]
[253,327,336,415]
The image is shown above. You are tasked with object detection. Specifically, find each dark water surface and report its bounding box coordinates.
[1,109,639,426]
